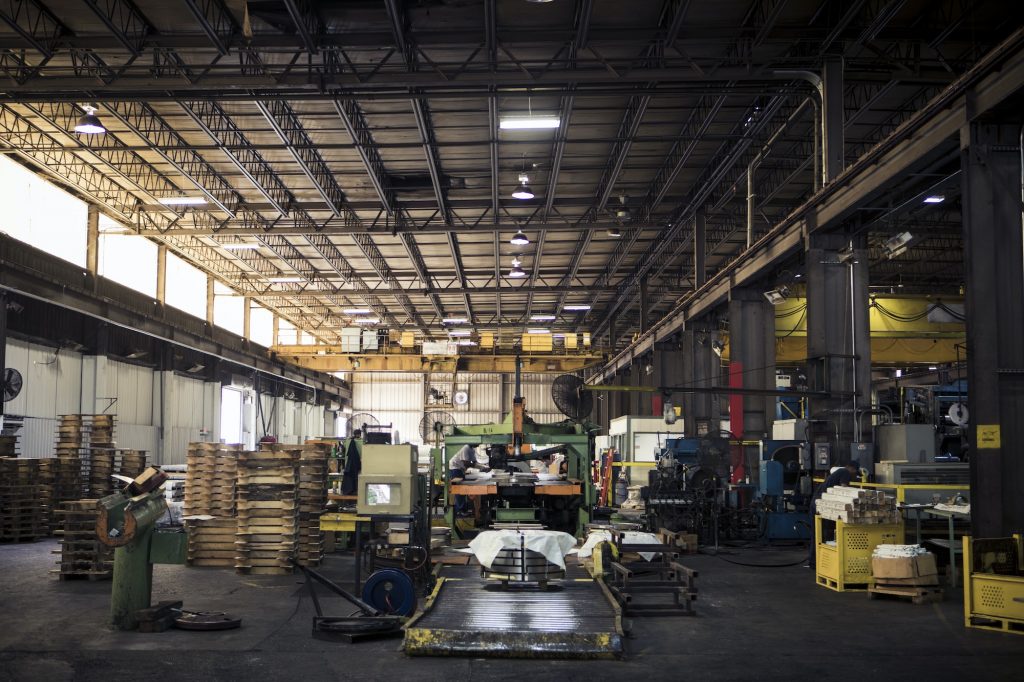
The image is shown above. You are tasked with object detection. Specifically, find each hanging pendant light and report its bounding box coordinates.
[508,257,527,279]
[512,173,534,200]
[74,105,106,134]
[510,229,530,246]
[607,226,622,238]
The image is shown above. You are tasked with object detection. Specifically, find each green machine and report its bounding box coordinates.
[95,468,187,631]
[442,361,598,537]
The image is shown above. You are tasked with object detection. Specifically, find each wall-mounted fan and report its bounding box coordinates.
[419,411,457,447]
[2,368,23,402]
[551,374,594,421]
[347,412,380,437]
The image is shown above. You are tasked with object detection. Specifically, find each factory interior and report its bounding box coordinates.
[1,1,1024,680]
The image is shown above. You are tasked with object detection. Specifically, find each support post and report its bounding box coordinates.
[640,278,650,334]
[155,244,167,306]
[0,290,6,422]
[961,120,1024,537]
[243,297,252,340]
[822,58,844,182]
[680,326,716,437]
[694,207,707,288]
[86,205,100,291]
[206,277,215,328]
[805,234,871,468]
[728,289,776,483]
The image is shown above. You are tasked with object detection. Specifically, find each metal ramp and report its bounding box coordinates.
[403,565,624,659]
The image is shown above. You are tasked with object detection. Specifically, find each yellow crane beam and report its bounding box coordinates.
[270,346,606,374]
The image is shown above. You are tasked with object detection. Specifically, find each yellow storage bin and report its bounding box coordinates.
[815,516,903,592]
[963,535,1024,635]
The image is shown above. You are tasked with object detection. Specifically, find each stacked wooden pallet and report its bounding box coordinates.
[295,443,329,566]
[184,443,239,516]
[54,415,86,501]
[235,446,300,575]
[86,415,117,498]
[817,486,899,524]
[185,516,238,568]
[118,449,148,479]
[52,499,112,580]
[0,458,45,541]
[0,435,19,457]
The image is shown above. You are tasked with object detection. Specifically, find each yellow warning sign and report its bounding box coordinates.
[976,424,1001,449]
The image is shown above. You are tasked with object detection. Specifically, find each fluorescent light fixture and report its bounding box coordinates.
[531,314,556,321]
[354,318,380,325]
[510,229,530,246]
[449,330,472,337]
[221,243,260,251]
[895,369,903,378]
[511,174,534,200]
[442,317,468,324]
[763,286,790,305]
[923,195,945,204]
[269,276,303,283]
[552,333,566,339]
[74,105,106,134]
[928,366,938,370]
[158,196,208,206]
[500,116,560,130]
[527,328,550,334]
[343,308,371,315]
[563,304,591,311]
[457,340,477,346]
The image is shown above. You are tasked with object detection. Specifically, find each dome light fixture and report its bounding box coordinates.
[607,226,622,238]
[510,229,530,246]
[511,173,534,200]
[74,105,106,134]
[508,257,527,279]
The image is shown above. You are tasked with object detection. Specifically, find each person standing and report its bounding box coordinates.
[448,443,486,516]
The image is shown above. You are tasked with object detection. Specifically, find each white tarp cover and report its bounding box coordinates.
[577,530,613,559]
[468,529,577,569]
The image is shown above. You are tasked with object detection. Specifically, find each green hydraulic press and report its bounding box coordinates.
[95,467,187,630]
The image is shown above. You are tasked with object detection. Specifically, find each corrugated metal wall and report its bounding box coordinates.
[351,372,563,444]
[4,338,331,464]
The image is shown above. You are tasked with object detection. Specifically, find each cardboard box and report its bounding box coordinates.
[872,553,939,585]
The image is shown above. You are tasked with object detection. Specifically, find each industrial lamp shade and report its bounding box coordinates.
[510,229,530,246]
[607,226,622,238]
[512,173,534,200]
[74,108,106,134]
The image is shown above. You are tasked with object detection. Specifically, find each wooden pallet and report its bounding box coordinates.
[868,584,944,604]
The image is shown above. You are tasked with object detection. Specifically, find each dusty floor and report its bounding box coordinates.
[1,538,1022,681]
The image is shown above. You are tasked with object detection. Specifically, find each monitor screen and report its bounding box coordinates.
[366,483,401,506]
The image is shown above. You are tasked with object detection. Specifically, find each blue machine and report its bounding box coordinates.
[758,441,812,541]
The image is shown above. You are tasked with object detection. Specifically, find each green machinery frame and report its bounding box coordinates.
[439,414,596,537]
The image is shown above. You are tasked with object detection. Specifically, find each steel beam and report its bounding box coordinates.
[182,0,239,55]
[0,0,66,58]
[282,0,322,54]
[82,0,150,57]
[595,27,1024,378]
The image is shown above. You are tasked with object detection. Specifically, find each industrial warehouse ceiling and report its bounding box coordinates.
[0,0,1015,349]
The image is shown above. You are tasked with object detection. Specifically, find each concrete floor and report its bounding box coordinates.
[1,539,1022,681]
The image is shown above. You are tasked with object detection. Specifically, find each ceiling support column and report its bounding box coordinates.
[728,288,776,483]
[822,57,845,183]
[679,326,717,438]
[961,120,1024,537]
[805,233,872,469]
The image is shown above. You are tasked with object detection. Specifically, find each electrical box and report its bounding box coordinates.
[849,442,874,467]
[875,424,935,463]
[357,474,417,515]
[362,444,417,476]
[814,442,832,469]
[772,419,809,441]
[759,460,784,496]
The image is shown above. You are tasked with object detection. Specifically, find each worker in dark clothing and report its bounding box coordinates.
[806,460,861,569]
[812,460,861,504]
[448,443,488,516]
